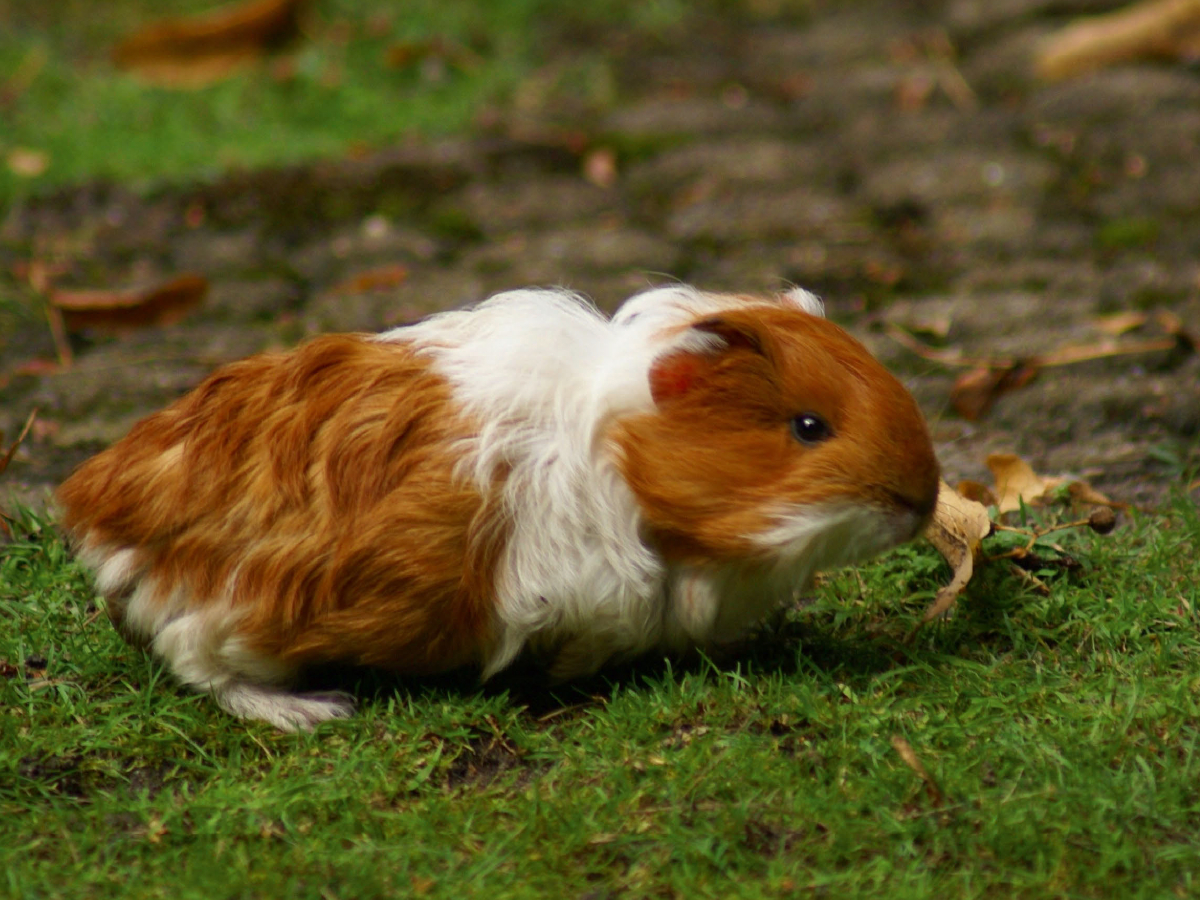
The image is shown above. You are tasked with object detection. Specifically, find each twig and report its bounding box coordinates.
[1037,0,1200,81]
[891,735,946,807]
[888,322,1184,370]
[1008,563,1051,596]
[44,304,74,369]
[0,408,38,478]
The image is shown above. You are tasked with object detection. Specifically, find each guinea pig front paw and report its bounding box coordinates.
[212,683,357,732]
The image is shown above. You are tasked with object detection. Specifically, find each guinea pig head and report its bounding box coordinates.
[611,302,940,577]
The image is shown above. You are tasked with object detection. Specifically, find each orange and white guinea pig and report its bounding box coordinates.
[57,284,940,730]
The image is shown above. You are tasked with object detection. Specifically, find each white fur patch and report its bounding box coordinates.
[382,285,842,677]
[782,286,824,317]
[214,683,355,731]
[87,545,143,597]
[753,502,914,574]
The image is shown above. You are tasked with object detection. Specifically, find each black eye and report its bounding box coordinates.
[790,413,833,446]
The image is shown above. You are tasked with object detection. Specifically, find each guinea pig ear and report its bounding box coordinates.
[648,315,766,405]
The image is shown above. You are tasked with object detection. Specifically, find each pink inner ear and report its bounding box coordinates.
[649,353,703,404]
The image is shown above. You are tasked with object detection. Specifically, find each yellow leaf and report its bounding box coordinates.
[986,453,1065,514]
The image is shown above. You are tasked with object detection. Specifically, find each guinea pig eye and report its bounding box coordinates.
[790,413,833,446]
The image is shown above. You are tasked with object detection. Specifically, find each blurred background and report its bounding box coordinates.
[1,0,1198,508]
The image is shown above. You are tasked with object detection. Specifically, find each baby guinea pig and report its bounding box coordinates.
[57,284,940,731]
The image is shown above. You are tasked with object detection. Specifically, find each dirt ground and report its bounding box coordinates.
[2,0,1199,512]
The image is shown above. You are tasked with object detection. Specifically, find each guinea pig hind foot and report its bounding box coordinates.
[211,682,356,732]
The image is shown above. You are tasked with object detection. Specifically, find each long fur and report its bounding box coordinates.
[58,284,939,729]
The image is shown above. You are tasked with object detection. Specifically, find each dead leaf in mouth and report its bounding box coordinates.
[113,0,305,88]
[912,479,992,637]
[50,274,209,334]
[912,460,1124,634]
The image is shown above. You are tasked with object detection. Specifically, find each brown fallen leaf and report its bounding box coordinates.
[987,453,1065,514]
[1066,480,1127,511]
[890,314,1194,420]
[113,0,305,88]
[385,37,482,73]
[890,28,977,113]
[583,147,618,189]
[911,479,992,637]
[331,264,409,295]
[1154,309,1198,352]
[8,358,64,378]
[1035,0,1200,82]
[955,479,997,508]
[1037,335,1181,366]
[50,274,208,334]
[989,453,1131,515]
[1092,311,1149,336]
[951,363,1039,421]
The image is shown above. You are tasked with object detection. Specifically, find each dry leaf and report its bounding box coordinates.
[986,453,1066,514]
[385,37,482,72]
[913,479,992,634]
[985,454,1128,516]
[0,409,38,480]
[890,735,946,806]
[1092,311,1148,336]
[6,147,49,178]
[905,313,953,342]
[950,363,1039,421]
[892,313,1193,421]
[113,0,304,88]
[955,479,997,508]
[1037,336,1179,366]
[583,147,618,189]
[1036,0,1200,81]
[331,264,409,295]
[50,274,208,334]
[1067,480,1127,510]
[9,359,63,377]
[1155,310,1198,352]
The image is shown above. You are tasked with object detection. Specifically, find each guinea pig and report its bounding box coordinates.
[56,284,940,730]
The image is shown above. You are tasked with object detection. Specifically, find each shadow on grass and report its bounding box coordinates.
[295,603,963,724]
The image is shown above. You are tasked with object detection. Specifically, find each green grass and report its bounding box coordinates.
[3,497,1199,898]
[0,0,715,208]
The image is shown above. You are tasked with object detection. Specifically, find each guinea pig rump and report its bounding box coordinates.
[56,335,507,728]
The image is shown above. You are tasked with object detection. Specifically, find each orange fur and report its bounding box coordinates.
[613,305,939,565]
[57,335,504,676]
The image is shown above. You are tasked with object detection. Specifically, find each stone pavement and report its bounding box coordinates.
[2,0,1198,509]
